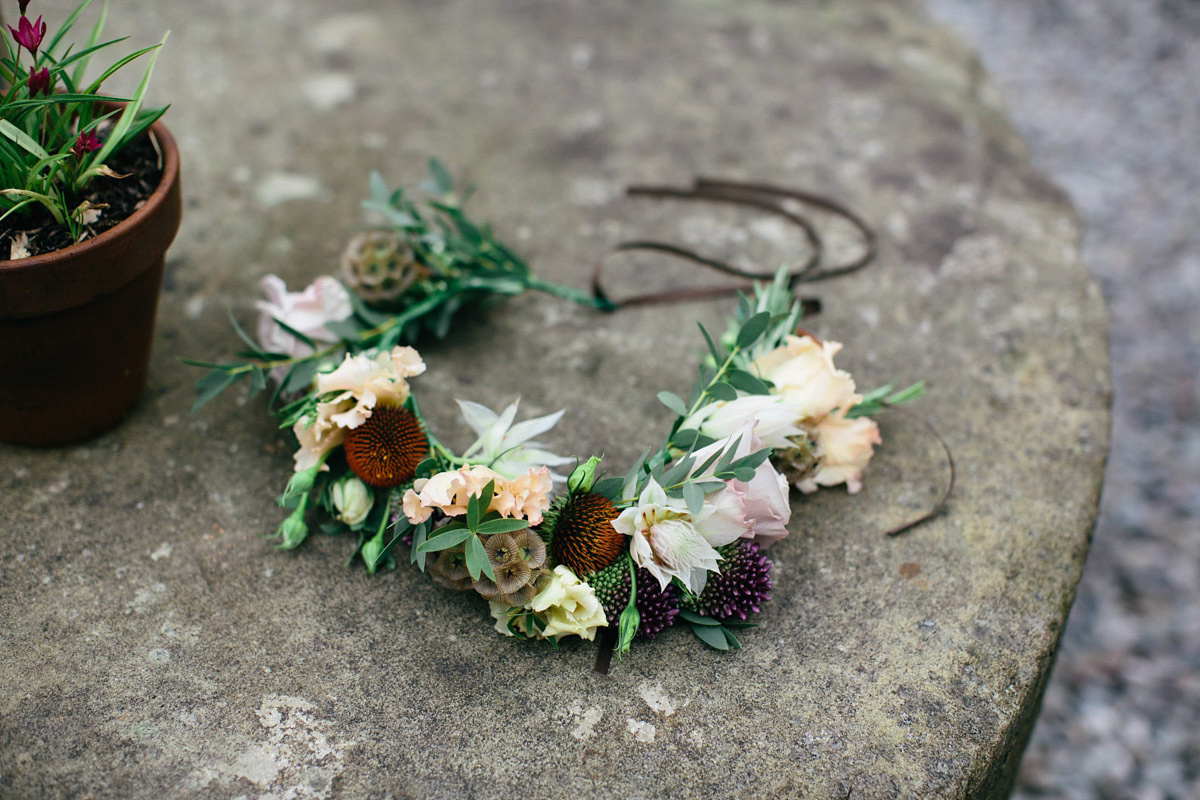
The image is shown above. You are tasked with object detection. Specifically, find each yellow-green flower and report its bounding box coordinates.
[490,565,608,642]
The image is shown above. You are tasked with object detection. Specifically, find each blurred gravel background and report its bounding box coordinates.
[922,2,1200,798]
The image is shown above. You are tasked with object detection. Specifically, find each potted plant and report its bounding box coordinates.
[0,0,179,446]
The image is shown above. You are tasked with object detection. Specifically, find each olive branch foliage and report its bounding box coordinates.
[185,159,611,418]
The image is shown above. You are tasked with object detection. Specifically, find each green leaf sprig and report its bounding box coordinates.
[188,160,614,413]
[1,0,167,238]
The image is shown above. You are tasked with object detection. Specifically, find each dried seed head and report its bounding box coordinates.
[546,491,624,574]
[510,528,547,569]
[484,533,523,570]
[428,546,473,591]
[340,231,428,303]
[343,405,428,488]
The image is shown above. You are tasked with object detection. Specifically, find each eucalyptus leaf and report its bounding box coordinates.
[410,522,429,570]
[691,622,730,650]
[465,534,496,582]
[191,369,242,412]
[591,476,625,501]
[656,391,689,418]
[324,318,363,344]
[707,382,738,402]
[726,368,772,395]
[671,428,700,449]
[416,528,472,553]
[735,311,772,350]
[270,316,317,349]
[682,481,706,516]
[698,322,722,364]
[282,360,320,396]
[475,518,530,535]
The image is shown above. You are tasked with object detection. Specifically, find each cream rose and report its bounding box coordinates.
[682,394,806,450]
[750,335,859,422]
[490,566,608,642]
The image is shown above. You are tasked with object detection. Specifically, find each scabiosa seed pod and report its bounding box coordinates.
[340,231,428,304]
[428,545,473,591]
[474,566,548,607]
[509,529,547,569]
[585,554,680,639]
[682,541,772,621]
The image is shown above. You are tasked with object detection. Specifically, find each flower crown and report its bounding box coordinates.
[191,163,924,668]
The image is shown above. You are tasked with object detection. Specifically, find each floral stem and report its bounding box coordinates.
[527,277,616,312]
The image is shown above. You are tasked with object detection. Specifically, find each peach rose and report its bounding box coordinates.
[797,413,881,494]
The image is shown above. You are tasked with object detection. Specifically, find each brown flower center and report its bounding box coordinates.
[343,404,428,488]
[550,492,624,574]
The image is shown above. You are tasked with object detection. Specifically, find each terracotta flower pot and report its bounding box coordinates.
[0,119,182,447]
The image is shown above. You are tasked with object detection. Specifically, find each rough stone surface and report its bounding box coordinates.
[0,1,1108,798]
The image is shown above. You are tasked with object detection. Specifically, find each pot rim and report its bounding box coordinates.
[0,116,180,274]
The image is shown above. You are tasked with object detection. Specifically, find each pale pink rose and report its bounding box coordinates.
[695,486,753,545]
[683,394,806,450]
[797,414,882,494]
[739,459,791,547]
[291,409,345,472]
[255,275,352,359]
[751,335,859,422]
[316,347,419,430]
[688,421,792,548]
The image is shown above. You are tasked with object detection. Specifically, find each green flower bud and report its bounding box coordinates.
[276,511,309,550]
[331,476,374,528]
[284,466,320,498]
[567,456,603,494]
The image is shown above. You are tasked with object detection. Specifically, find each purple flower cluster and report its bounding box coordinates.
[688,541,772,621]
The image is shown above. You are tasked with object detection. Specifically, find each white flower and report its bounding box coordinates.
[683,394,806,450]
[456,398,574,481]
[750,335,859,422]
[490,565,608,642]
[331,476,373,527]
[255,274,352,359]
[611,479,739,595]
[797,413,881,494]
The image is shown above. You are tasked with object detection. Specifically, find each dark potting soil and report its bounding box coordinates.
[0,134,165,260]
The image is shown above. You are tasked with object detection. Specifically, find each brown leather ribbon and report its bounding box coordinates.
[591,177,877,310]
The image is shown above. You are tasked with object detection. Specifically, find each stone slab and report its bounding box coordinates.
[0,1,1109,798]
